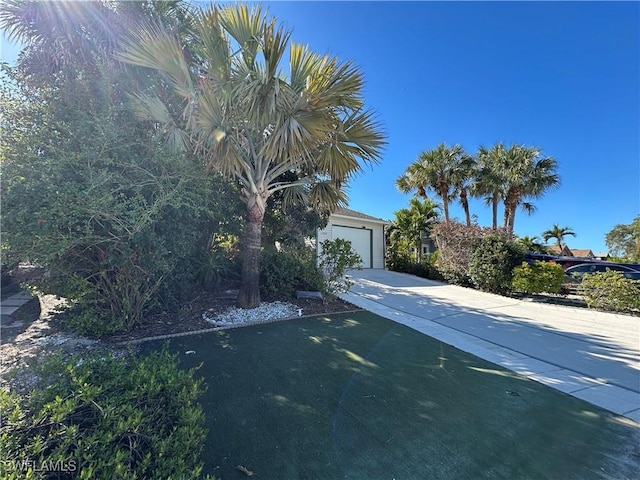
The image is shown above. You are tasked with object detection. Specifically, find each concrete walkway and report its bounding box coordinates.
[340,269,640,424]
[1,290,36,324]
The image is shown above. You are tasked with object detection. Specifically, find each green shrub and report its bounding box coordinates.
[579,271,640,313]
[0,349,214,480]
[511,261,565,295]
[260,250,302,299]
[387,253,443,281]
[431,221,500,286]
[318,239,362,297]
[259,249,323,299]
[469,234,524,293]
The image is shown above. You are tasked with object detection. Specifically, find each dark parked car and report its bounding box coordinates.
[524,253,597,270]
[564,262,640,283]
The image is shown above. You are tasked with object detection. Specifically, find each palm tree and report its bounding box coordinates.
[518,235,549,254]
[390,197,440,261]
[501,145,559,233]
[397,143,472,223]
[473,143,507,229]
[0,0,188,78]
[451,155,476,226]
[542,224,576,249]
[117,4,386,308]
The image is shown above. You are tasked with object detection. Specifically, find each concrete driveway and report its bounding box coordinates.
[340,269,640,423]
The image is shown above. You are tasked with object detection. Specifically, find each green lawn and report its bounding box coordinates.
[142,311,639,479]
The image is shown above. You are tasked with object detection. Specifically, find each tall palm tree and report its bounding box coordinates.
[542,224,576,249]
[473,143,507,229]
[501,145,559,233]
[451,155,476,226]
[397,143,471,223]
[117,4,386,308]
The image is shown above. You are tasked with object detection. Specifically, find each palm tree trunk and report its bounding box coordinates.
[460,189,471,226]
[491,192,499,229]
[503,206,510,229]
[508,209,516,234]
[440,185,450,222]
[237,200,264,309]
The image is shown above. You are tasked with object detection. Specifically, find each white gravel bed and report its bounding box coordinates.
[202,301,302,327]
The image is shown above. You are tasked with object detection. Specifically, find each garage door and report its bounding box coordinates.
[332,225,371,268]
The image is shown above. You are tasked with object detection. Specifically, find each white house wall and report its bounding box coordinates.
[317,217,386,269]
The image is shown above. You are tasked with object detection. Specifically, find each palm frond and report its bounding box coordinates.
[115,22,193,100]
[309,180,348,211]
[218,3,264,69]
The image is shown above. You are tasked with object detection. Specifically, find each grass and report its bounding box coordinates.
[142,311,638,479]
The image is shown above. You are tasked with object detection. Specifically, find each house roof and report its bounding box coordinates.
[332,207,390,225]
[571,249,594,258]
[548,244,574,256]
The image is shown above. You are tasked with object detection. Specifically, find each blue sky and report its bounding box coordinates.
[2,1,638,254]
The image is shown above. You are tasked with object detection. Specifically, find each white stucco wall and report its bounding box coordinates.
[317,216,386,269]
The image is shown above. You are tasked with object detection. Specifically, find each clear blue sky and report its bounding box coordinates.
[2,1,639,254]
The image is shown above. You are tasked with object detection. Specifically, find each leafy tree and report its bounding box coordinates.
[397,143,473,223]
[1,0,242,331]
[542,224,576,249]
[117,4,386,308]
[605,216,640,261]
[501,145,559,233]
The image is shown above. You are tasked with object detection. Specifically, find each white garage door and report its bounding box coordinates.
[332,225,371,268]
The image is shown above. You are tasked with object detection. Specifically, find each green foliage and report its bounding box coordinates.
[117,4,386,308]
[579,271,640,313]
[387,254,443,281]
[194,234,241,291]
[259,249,323,300]
[517,235,549,254]
[0,349,215,480]
[605,215,640,261]
[431,221,497,285]
[469,234,524,293]
[262,171,329,251]
[1,59,241,333]
[511,261,565,295]
[386,198,440,262]
[318,239,362,297]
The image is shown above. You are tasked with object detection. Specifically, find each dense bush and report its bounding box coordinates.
[511,261,565,295]
[0,350,215,480]
[431,221,505,285]
[386,253,443,281]
[469,234,524,293]
[1,64,242,334]
[579,271,640,313]
[260,249,324,300]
